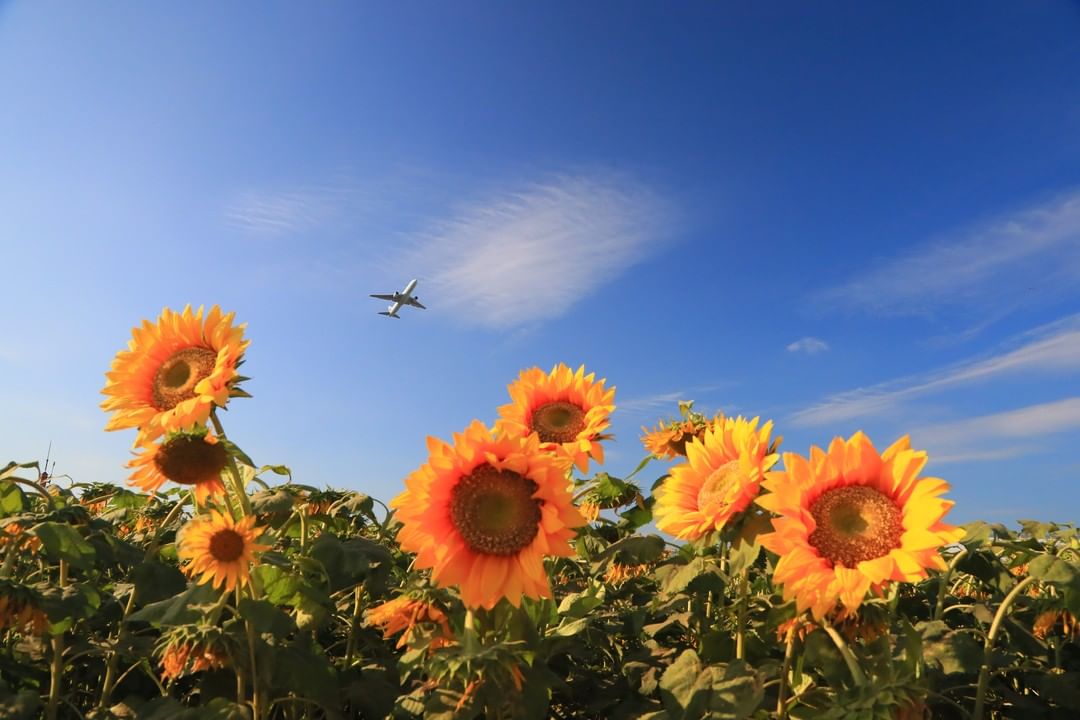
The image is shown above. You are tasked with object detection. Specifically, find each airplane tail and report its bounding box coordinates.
[378,312,401,319]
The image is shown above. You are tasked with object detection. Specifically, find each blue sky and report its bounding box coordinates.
[2,2,1079,524]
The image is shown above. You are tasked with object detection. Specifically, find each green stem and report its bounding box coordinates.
[46,560,69,720]
[344,585,363,669]
[464,609,479,655]
[973,576,1037,720]
[0,538,19,578]
[210,410,254,517]
[98,586,139,709]
[239,585,263,720]
[735,569,749,660]
[934,547,969,621]
[776,625,796,718]
[822,621,866,686]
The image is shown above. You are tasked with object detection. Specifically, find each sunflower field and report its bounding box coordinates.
[2,305,1078,720]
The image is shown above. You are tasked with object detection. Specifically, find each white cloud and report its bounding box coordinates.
[786,337,829,354]
[912,397,1080,464]
[814,189,1080,317]
[397,173,675,329]
[618,385,731,418]
[790,314,1080,426]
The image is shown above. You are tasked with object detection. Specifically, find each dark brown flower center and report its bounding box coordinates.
[530,401,587,443]
[449,464,542,556]
[808,485,903,568]
[152,347,217,411]
[696,460,743,517]
[154,435,227,486]
[208,528,245,562]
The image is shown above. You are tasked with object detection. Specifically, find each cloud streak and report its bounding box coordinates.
[913,397,1080,463]
[786,337,829,355]
[813,189,1080,317]
[398,173,675,329]
[791,314,1080,426]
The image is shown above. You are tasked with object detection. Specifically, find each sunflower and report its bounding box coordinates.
[177,511,269,592]
[756,432,964,620]
[391,420,585,609]
[127,428,228,504]
[101,305,249,440]
[496,363,615,474]
[0,580,48,635]
[365,596,454,649]
[641,419,698,459]
[653,416,779,541]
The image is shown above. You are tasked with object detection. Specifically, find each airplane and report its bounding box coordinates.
[370,278,426,318]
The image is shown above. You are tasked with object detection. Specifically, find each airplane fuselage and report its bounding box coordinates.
[372,278,425,318]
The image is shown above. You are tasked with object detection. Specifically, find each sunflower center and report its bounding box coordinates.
[696,460,743,517]
[208,528,245,562]
[808,485,903,568]
[152,347,217,411]
[530,401,587,443]
[449,464,542,556]
[154,435,228,486]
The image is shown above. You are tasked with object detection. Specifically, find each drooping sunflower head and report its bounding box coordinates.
[391,420,586,609]
[101,305,249,440]
[0,580,49,635]
[365,595,454,650]
[176,510,269,593]
[641,401,723,459]
[653,415,779,541]
[496,363,615,474]
[127,427,227,505]
[756,432,964,620]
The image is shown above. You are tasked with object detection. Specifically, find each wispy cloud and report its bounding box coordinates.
[619,385,730,418]
[913,397,1080,463]
[791,314,1080,426]
[813,189,1080,318]
[397,173,675,329]
[786,337,829,355]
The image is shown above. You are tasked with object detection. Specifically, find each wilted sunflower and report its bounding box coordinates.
[127,428,227,504]
[0,581,48,635]
[496,363,615,474]
[177,510,269,592]
[653,416,779,541]
[757,432,964,620]
[365,596,454,649]
[391,420,585,609]
[101,305,249,440]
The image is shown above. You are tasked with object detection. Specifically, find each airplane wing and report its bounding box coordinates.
[410,300,427,310]
[370,293,397,301]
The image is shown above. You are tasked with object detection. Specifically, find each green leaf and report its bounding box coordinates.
[310,534,392,593]
[130,561,187,605]
[32,522,96,570]
[250,489,295,515]
[238,598,296,636]
[128,582,219,626]
[0,482,26,515]
[553,617,590,637]
[596,535,665,565]
[253,565,304,605]
[1028,554,1080,592]
[271,643,340,716]
[658,649,702,715]
[557,586,606,618]
[920,621,983,676]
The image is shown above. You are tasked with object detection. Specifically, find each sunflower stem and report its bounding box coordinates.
[46,559,68,720]
[210,410,254,518]
[822,620,866,686]
[0,539,19,578]
[735,569,749,660]
[464,609,480,655]
[239,585,264,720]
[973,575,1036,720]
[776,625,796,718]
[933,547,969,621]
[98,584,140,709]
[344,585,363,669]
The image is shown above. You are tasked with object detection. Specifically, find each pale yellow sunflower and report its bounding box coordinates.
[757,432,964,620]
[177,511,269,592]
[653,416,779,540]
[496,363,615,474]
[101,305,249,440]
[391,420,585,609]
[127,428,227,504]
